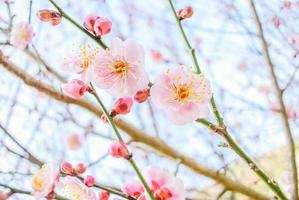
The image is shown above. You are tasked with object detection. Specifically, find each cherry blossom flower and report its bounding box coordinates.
[0,192,11,200]
[57,176,97,200]
[122,180,145,199]
[74,163,86,175]
[83,14,112,37]
[150,67,212,125]
[10,22,34,49]
[60,162,74,175]
[61,79,89,99]
[84,176,95,187]
[113,97,133,115]
[62,45,99,81]
[142,166,185,200]
[134,89,149,103]
[94,17,112,37]
[177,6,193,20]
[66,133,85,149]
[37,9,62,26]
[93,37,149,96]
[99,191,110,200]
[108,140,130,159]
[31,163,59,199]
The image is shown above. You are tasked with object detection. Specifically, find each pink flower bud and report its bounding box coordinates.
[99,191,110,200]
[94,17,112,37]
[83,14,100,32]
[108,140,130,159]
[60,162,73,175]
[37,9,52,22]
[37,10,62,26]
[62,79,88,99]
[113,97,133,115]
[75,163,86,174]
[177,6,193,20]
[134,89,149,103]
[84,175,95,187]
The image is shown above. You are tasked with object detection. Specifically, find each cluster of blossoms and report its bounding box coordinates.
[30,163,185,200]
[27,5,202,200]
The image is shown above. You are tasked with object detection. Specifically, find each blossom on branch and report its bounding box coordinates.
[93,37,149,97]
[31,163,59,199]
[10,22,34,49]
[150,67,212,125]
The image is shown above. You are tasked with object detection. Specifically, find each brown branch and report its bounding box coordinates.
[0,50,270,200]
[248,1,298,199]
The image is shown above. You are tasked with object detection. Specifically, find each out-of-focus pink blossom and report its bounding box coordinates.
[142,166,185,200]
[151,50,163,62]
[177,6,193,20]
[57,176,97,200]
[270,103,297,121]
[62,79,88,99]
[281,1,292,10]
[31,163,59,199]
[74,163,86,175]
[62,45,99,81]
[94,17,112,37]
[0,192,11,200]
[83,14,100,32]
[108,140,130,159]
[258,86,271,95]
[113,97,133,115]
[272,15,282,28]
[60,162,73,175]
[37,9,62,26]
[150,67,212,125]
[84,175,95,187]
[99,191,110,200]
[122,180,144,199]
[134,89,149,103]
[93,37,149,96]
[10,22,34,49]
[66,133,84,149]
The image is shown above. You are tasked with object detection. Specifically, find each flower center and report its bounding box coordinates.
[175,86,190,102]
[155,188,172,200]
[113,60,129,75]
[79,45,98,70]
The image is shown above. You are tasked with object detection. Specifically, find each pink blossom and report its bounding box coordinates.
[113,97,133,115]
[99,191,110,200]
[94,17,112,37]
[93,37,149,96]
[84,175,95,187]
[177,6,193,20]
[62,45,99,81]
[122,180,144,199]
[57,176,97,200]
[37,9,62,26]
[62,79,88,99]
[83,14,100,32]
[10,22,34,49]
[60,162,74,175]
[134,89,149,103]
[66,133,85,149]
[74,163,86,175]
[108,140,130,159]
[0,192,11,200]
[150,67,212,125]
[142,166,185,200]
[83,15,111,37]
[151,50,163,62]
[31,163,59,199]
